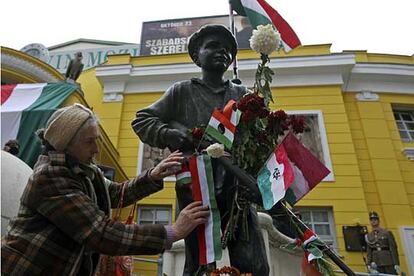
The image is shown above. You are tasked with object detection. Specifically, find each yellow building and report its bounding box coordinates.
[76,44,414,275]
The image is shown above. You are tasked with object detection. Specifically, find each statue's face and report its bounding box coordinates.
[75,53,83,61]
[197,34,233,72]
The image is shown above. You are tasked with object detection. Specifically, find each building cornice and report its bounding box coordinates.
[96,54,357,95]
[95,53,413,96]
[344,63,414,94]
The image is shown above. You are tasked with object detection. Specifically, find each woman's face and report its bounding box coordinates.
[67,123,100,164]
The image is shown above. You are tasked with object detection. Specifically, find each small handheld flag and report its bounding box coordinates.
[205,100,241,150]
[257,143,295,210]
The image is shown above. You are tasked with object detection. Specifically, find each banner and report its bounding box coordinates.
[140,14,254,56]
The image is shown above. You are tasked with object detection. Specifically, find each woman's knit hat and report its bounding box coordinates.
[43,103,93,151]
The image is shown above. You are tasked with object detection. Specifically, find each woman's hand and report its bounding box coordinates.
[172,201,210,241]
[149,150,184,180]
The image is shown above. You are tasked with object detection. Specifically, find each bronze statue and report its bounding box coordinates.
[65,52,84,81]
[132,24,269,275]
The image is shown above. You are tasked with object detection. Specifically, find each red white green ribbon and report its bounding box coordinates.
[189,154,222,265]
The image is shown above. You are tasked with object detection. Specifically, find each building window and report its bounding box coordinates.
[296,208,338,250]
[137,206,172,225]
[394,110,414,141]
[286,110,334,181]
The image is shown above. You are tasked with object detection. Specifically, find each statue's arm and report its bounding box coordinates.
[131,86,176,149]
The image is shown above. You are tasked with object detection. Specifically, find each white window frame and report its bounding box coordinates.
[137,205,172,225]
[393,108,414,142]
[286,110,334,181]
[137,141,175,181]
[296,207,338,252]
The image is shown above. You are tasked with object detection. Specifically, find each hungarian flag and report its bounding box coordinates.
[222,99,241,126]
[189,154,222,265]
[1,83,77,166]
[206,100,241,150]
[175,162,192,186]
[257,143,294,210]
[283,133,331,205]
[230,0,301,52]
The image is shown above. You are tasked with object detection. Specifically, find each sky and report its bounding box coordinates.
[1,0,413,56]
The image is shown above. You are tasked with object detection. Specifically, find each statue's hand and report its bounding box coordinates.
[165,128,190,151]
[238,182,262,205]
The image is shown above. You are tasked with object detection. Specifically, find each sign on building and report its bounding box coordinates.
[48,45,140,73]
[140,14,252,56]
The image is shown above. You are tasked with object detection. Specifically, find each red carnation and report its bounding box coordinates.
[237,94,265,112]
[273,110,288,121]
[238,94,269,122]
[191,127,204,140]
[267,109,289,134]
[241,110,255,123]
[289,115,305,134]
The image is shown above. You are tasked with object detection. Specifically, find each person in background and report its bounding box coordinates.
[3,139,20,156]
[236,16,253,49]
[1,103,209,276]
[366,211,400,275]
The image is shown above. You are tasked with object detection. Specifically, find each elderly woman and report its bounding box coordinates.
[1,103,209,275]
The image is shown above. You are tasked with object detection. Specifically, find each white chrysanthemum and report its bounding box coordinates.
[249,24,281,55]
[206,143,225,158]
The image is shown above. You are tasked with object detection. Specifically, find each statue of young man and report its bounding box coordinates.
[132,24,269,275]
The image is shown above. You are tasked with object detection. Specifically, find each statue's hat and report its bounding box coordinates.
[188,24,238,67]
[369,211,379,220]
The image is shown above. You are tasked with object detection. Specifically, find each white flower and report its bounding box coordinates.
[206,143,225,158]
[249,24,281,55]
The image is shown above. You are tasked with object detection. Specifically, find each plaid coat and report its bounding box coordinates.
[1,151,167,275]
